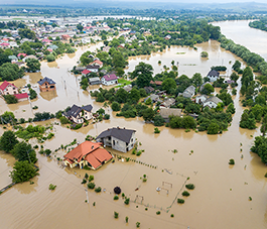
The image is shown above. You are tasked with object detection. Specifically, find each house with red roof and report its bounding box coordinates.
[82,69,91,76]
[0,43,10,48]
[0,81,28,101]
[62,34,71,41]
[17,53,27,59]
[41,38,51,43]
[101,74,118,86]
[90,59,103,68]
[0,81,19,96]
[63,141,113,170]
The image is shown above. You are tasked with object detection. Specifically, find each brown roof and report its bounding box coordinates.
[150,80,162,86]
[64,141,112,169]
[159,108,181,119]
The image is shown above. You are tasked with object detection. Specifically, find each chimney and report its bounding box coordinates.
[117,126,120,129]
[91,145,94,149]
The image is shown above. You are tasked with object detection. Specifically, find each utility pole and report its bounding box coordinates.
[85,189,89,204]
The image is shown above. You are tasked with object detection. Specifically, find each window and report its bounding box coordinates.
[113,140,115,145]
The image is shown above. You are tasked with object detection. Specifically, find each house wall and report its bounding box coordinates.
[111,133,135,153]
[1,85,19,96]
[196,96,207,104]
[204,101,217,108]
[83,110,93,120]
[208,75,218,82]
[87,68,98,73]
[71,115,84,124]
[39,82,56,92]
[101,79,117,86]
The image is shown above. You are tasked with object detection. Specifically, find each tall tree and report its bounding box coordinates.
[0,131,18,153]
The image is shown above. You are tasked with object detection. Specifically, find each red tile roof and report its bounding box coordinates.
[91,59,103,66]
[150,80,162,86]
[0,43,9,47]
[82,69,91,75]
[62,34,71,39]
[64,141,112,169]
[17,53,27,57]
[14,93,28,99]
[0,81,17,91]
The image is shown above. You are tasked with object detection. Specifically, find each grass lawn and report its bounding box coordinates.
[115,78,132,88]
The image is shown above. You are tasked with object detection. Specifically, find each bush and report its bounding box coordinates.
[124,197,130,205]
[156,211,161,215]
[104,114,110,120]
[10,161,38,183]
[114,195,119,200]
[114,211,119,219]
[185,184,195,190]
[154,115,165,126]
[4,95,18,104]
[201,51,208,58]
[59,116,69,124]
[81,179,87,184]
[177,198,185,204]
[265,172,267,178]
[171,214,174,217]
[154,127,160,134]
[111,101,121,111]
[87,182,95,189]
[49,184,57,190]
[182,191,190,197]
[47,133,54,139]
[89,175,94,181]
[95,187,101,193]
[229,159,235,165]
[46,54,55,62]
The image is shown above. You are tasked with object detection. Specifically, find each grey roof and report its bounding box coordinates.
[204,96,222,104]
[159,108,181,119]
[86,65,100,69]
[88,77,101,82]
[66,104,93,118]
[37,77,56,86]
[183,85,195,98]
[82,105,93,112]
[66,105,82,118]
[208,70,219,77]
[161,98,175,108]
[96,127,136,144]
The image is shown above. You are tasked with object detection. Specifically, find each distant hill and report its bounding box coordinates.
[2,1,267,12]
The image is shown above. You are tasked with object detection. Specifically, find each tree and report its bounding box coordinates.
[0,62,24,81]
[162,78,176,93]
[143,108,155,122]
[182,116,197,129]
[11,142,37,163]
[4,95,18,104]
[46,54,55,62]
[202,83,214,94]
[115,88,128,103]
[251,136,267,164]
[128,88,140,104]
[77,24,83,33]
[192,73,202,86]
[26,58,41,72]
[112,51,126,69]
[0,131,18,153]
[145,97,152,105]
[10,161,38,183]
[226,103,235,114]
[18,28,36,39]
[207,122,220,134]
[240,110,256,129]
[217,92,233,106]
[1,111,15,124]
[139,88,147,97]
[111,102,121,111]
[60,116,69,124]
[0,53,11,66]
[169,116,182,128]
[230,72,239,82]
[154,115,165,126]
[201,51,208,58]
[131,62,153,88]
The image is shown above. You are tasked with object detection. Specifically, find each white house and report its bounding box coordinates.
[203,96,222,108]
[207,70,219,82]
[96,127,136,153]
[101,74,118,86]
[0,81,19,95]
[64,104,93,124]
[195,95,208,104]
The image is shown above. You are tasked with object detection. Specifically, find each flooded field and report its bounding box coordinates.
[1,21,267,229]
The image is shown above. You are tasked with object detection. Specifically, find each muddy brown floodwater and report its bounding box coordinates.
[1,21,267,229]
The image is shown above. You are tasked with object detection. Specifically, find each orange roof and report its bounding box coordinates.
[91,59,103,66]
[64,141,112,169]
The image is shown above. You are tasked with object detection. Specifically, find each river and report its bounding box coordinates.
[0,20,267,229]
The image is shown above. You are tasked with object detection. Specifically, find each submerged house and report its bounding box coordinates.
[64,104,93,123]
[207,70,219,82]
[96,127,136,153]
[37,77,56,92]
[159,108,182,122]
[64,141,113,170]
[160,98,176,108]
[101,74,118,86]
[203,96,222,108]
[0,80,28,101]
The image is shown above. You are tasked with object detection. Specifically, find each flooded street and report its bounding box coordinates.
[1,21,267,229]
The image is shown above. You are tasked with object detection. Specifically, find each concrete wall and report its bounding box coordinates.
[39,82,56,92]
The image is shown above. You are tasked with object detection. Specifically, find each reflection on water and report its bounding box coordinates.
[39,90,58,101]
